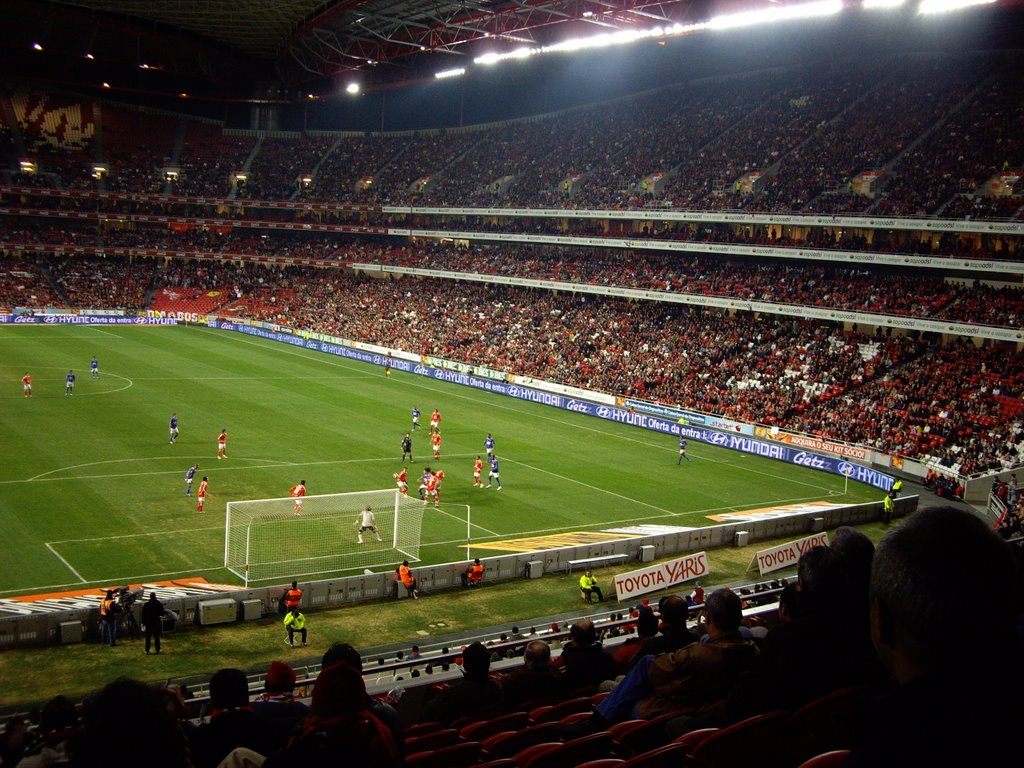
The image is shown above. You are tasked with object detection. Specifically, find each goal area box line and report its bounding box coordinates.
[224,488,426,586]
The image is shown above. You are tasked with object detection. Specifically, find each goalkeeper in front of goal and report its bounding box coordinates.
[355,505,383,545]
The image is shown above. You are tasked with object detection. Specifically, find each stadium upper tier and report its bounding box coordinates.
[1,53,1022,216]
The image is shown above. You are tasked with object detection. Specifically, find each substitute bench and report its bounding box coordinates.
[566,553,629,573]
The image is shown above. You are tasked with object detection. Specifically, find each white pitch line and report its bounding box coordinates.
[429,490,841,545]
[26,455,297,482]
[431,506,500,537]
[44,543,86,582]
[504,456,677,515]
[0,566,229,598]
[48,524,226,545]
[8,453,476,485]
[393,375,836,494]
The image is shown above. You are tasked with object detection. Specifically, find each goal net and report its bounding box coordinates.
[224,489,425,585]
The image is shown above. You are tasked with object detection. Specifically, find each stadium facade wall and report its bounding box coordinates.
[0,497,916,649]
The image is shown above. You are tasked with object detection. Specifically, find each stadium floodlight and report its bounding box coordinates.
[708,0,843,31]
[346,82,360,95]
[435,67,466,79]
[918,0,995,14]
[224,488,425,585]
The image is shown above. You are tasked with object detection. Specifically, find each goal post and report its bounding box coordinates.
[224,489,425,586]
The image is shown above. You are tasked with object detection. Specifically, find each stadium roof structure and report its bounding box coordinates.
[0,0,786,98]
[5,0,1024,103]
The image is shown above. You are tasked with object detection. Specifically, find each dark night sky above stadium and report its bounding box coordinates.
[3,1,1023,130]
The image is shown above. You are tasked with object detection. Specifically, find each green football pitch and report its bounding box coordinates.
[0,324,879,597]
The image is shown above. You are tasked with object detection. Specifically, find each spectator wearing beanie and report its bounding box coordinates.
[420,641,504,725]
[252,661,309,755]
[262,662,400,768]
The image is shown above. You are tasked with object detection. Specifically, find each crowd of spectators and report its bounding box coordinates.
[5,244,1024,475]
[3,220,1024,327]
[4,53,1022,217]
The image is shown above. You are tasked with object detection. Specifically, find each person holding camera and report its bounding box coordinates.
[141,592,167,655]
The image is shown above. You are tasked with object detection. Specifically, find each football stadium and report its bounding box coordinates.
[0,0,1022,764]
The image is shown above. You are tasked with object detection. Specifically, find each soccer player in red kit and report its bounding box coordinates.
[430,409,441,433]
[196,477,209,512]
[290,480,306,516]
[473,456,484,487]
[394,467,409,495]
[422,474,439,506]
[217,429,227,459]
[431,431,442,460]
[22,373,32,398]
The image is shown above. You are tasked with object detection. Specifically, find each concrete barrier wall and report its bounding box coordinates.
[0,498,913,648]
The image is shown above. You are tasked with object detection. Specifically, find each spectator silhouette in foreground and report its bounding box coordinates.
[72,678,191,768]
[847,507,1023,766]
[262,662,401,768]
[320,642,404,757]
[192,668,274,768]
[558,618,619,694]
[421,641,503,725]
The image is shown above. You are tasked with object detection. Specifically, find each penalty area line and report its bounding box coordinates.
[44,543,86,583]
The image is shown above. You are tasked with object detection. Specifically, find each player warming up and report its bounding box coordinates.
[355,505,382,544]
[430,409,441,434]
[487,456,502,490]
[196,476,209,512]
[22,372,32,398]
[290,480,306,516]
[411,407,421,431]
[473,456,484,487]
[184,464,199,495]
[485,433,495,459]
[401,433,413,462]
[431,431,442,460]
[64,370,75,396]
[677,436,691,464]
[90,356,99,378]
[169,414,179,444]
[217,429,228,459]
[394,466,409,496]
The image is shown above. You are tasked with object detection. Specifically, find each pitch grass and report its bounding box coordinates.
[0,524,895,712]
[0,324,877,594]
[0,324,882,709]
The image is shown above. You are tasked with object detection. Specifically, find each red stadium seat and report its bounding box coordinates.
[691,711,797,768]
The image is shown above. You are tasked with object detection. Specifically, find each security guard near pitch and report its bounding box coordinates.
[579,569,604,603]
[283,607,307,647]
[883,491,895,525]
[891,478,904,498]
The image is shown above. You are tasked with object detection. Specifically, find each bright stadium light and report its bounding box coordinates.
[435,67,466,79]
[918,0,995,14]
[346,82,360,95]
[708,0,843,31]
